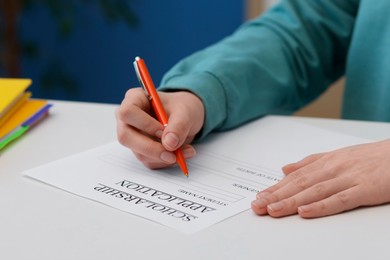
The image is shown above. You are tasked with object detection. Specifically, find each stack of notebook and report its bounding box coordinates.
[0,78,52,151]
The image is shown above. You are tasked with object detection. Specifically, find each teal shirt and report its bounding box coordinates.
[159,0,390,139]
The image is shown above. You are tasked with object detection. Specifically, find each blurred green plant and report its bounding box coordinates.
[0,0,138,96]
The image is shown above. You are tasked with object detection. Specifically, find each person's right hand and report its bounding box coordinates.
[116,87,205,169]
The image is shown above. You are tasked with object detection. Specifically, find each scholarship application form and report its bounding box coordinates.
[23,116,369,234]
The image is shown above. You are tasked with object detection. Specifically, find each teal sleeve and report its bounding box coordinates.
[159,0,359,139]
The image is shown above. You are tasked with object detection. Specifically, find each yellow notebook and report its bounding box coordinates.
[0,99,48,139]
[0,92,31,127]
[0,78,32,118]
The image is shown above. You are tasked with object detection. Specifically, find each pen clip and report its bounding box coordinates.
[133,57,150,97]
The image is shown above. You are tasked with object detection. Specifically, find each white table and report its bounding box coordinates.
[2,100,390,260]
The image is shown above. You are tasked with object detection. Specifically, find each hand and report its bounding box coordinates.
[116,88,205,169]
[251,139,390,218]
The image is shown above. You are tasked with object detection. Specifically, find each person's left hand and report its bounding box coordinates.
[251,139,390,218]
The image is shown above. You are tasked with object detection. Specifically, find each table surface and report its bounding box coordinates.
[2,100,390,260]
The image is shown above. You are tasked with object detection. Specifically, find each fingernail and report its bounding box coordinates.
[268,201,284,212]
[164,133,179,150]
[160,151,176,163]
[182,146,196,159]
[298,205,312,214]
[251,199,268,209]
[256,191,270,200]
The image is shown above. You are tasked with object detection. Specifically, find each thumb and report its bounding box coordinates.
[161,112,192,151]
[159,90,204,151]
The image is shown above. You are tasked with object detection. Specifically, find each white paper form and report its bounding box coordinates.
[23,116,370,234]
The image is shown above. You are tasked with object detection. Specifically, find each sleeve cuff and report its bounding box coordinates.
[159,72,227,140]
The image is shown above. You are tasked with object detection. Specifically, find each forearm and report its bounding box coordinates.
[159,0,359,139]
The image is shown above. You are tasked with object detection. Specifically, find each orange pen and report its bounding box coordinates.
[133,56,189,177]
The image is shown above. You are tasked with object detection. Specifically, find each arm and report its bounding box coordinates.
[159,0,359,139]
[116,0,359,172]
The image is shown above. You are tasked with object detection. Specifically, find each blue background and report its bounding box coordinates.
[16,1,244,104]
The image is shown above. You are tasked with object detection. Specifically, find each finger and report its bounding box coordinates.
[297,186,362,218]
[282,153,325,175]
[259,152,329,198]
[116,88,164,137]
[265,177,354,217]
[134,144,197,169]
[181,144,197,159]
[252,164,342,217]
[117,120,176,165]
[133,151,175,169]
[251,191,272,215]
